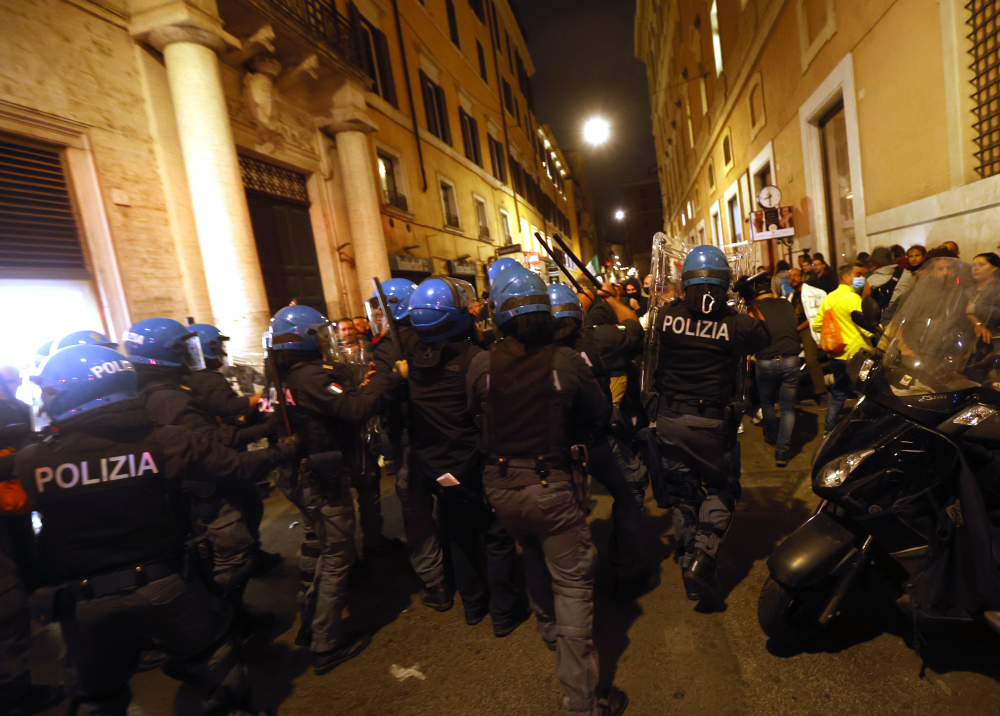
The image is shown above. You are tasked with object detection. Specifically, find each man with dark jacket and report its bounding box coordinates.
[549,283,656,598]
[267,304,405,675]
[0,344,296,716]
[468,266,628,716]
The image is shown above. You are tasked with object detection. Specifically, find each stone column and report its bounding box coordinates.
[321,82,391,305]
[144,25,271,361]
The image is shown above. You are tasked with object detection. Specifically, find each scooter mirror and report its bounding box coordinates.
[861,296,883,331]
[851,309,882,339]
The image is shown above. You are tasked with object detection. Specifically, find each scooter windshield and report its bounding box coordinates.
[878,257,990,396]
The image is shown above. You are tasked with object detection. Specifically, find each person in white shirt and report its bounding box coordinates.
[786,267,827,400]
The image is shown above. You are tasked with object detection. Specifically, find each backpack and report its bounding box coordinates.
[819,308,846,357]
[870,266,905,309]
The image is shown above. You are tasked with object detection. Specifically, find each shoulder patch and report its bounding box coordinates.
[617,324,626,330]
[327,383,343,395]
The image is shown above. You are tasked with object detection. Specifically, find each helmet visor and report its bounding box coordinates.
[365,297,392,339]
[310,323,345,365]
[179,334,206,371]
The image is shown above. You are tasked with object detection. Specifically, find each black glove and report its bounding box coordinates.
[733,276,755,303]
[275,434,302,460]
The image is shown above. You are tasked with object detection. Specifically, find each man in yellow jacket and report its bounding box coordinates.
[813,262,871,435]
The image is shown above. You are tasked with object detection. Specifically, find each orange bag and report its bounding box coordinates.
[820,309,846,356]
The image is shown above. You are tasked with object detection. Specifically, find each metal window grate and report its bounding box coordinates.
[967,0,1000,178]
[0,138,87,274]
[239,155,310,204]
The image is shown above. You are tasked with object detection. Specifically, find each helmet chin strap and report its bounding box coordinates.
[701,292,715,314]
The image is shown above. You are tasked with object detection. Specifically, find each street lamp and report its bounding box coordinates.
[583,117,610,146]
[614,209,625,221]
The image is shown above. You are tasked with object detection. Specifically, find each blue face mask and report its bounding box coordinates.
[852,276,866,293]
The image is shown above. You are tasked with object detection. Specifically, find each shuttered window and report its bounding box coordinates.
[0,138,87,276]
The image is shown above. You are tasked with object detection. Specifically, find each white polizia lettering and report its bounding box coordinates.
[89,360,133,380]
[35,467,53,493]
[34,452,160,493]
[55,463,80,489]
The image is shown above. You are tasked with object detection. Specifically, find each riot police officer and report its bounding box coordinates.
[186,324,261,419]
[0,344,296,716]
[369,279,450,611]
[124,319,277,615]
[548,284,656,598]
[650,246,769,604]
[407,277,526,632]
[468,266,628,716]
[267,305,405,674]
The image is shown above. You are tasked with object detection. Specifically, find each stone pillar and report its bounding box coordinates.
[143,24,271,361]
[320,82,391,305]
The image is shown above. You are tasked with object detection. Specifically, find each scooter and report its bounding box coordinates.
[758,257,1000,645]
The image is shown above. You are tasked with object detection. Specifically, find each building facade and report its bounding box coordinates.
[635,0,1000,272]
[621,175,663,277]
[0,0,584,371]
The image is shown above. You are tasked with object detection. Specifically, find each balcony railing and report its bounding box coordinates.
[383,189,408,212]
[445,212,460,228]
[266,0,360,69]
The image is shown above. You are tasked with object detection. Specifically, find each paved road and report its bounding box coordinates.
[37,403,1000,715]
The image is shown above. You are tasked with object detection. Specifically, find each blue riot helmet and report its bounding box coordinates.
[371,279,418,321]
[32,344,136,421]
[269,305,342,363]
[188,324,230,364]
[490,266,551,328]
[123,318,206,371]
[51,330,117,354]
[34,341,54,368]
[547,283,584,320]
[681,245,732,315]
[410,277,476,342]
[488,257,520,284]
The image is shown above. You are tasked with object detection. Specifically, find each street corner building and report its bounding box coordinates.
[634,0,1000,271]
[0,0,596,371]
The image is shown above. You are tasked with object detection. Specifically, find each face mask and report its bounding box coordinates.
[852,276,866,294]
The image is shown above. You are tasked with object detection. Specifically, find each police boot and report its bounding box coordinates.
[681,549,722,603]
[597,687,629,716]
[314,633,372,675]
[419,582,454,612]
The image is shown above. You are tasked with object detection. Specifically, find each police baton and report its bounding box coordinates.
[265,347,292,437]
[372,277,405,362]
[534,233,585,293]
[550,232,601,290]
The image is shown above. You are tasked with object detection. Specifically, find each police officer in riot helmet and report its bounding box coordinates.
[186,324,262,419]
[369,279,451,611]
[124,318,280,632]
[267,304,406,675]
[548,283,657,599]
[651,246,769,605]
[0,344,297,716]
[468,266,628,716]
[408,276,527,633]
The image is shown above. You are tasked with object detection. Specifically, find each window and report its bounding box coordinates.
[377,151,407,211]
[727,194,742,244]
[968,1,1000,178]
[498,208,513,245]
[722,128,734,173]
[476,41,488,82]
[357,18,397,107]
[468,0,485,23]
[509,155,524,195]
[505,31,512,72]
[440,179,460,228]
[473,195,490,239]
[502,79,514,114]
[420,71,451,144]
[490,1,501,46]
[459,108,482,166]
[488,135,507,183]
[445,0,460,46]
[748,73,766,140]
[707,159,716,192]
[710,1,723,76]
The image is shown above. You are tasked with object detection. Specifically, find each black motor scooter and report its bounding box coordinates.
[758,257,1000,645]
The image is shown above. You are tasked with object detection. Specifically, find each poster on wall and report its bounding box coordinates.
[749,207,795,241]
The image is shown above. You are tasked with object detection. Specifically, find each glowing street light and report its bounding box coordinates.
[614,209,625,221]
[583,117,610,146]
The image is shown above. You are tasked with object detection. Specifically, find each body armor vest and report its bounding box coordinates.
[654,301,742,402]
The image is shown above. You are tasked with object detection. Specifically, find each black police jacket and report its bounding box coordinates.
[10,400,294,584]
[653,300,770,402]
[139,377,275,450]
[467,336,608,487]
[556,317,644,401]
[186,369,253,419]
[279,357,401,472]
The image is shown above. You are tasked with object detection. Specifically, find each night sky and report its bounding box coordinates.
[511,0,657,249]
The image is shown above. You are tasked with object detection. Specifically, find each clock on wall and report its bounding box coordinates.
[757,185,781,209]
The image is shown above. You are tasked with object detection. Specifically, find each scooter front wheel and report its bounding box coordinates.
[757,575,833,645]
